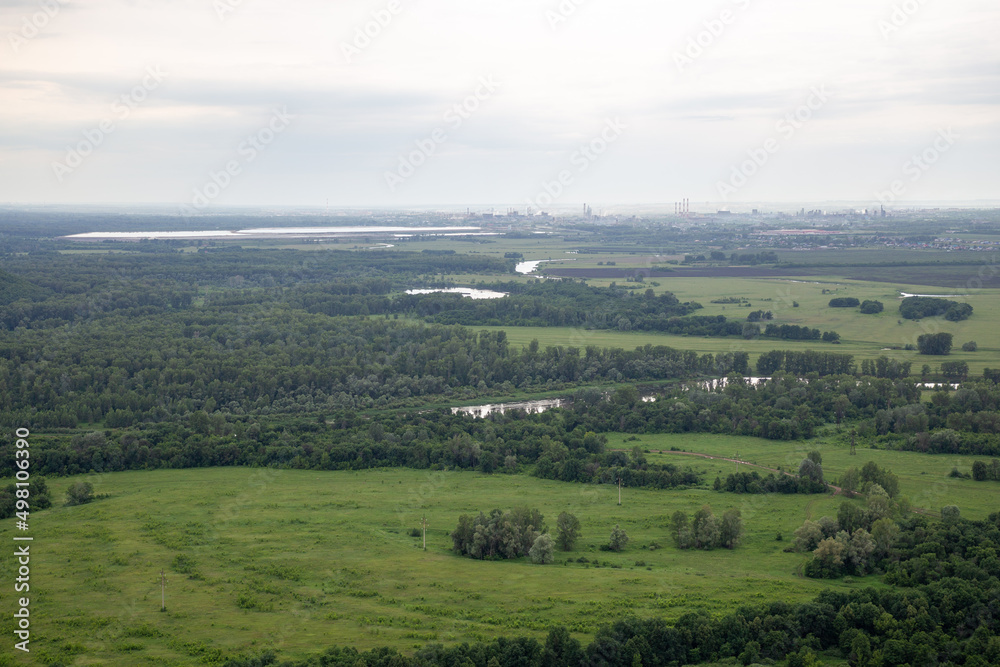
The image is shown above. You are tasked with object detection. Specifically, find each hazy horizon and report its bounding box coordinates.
[2,1,997,210]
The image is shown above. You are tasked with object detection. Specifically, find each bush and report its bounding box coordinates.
[829,297,860,308]
[962,341,978,352]
[859,300,884,314]
[608,525,629,552]
[529,534,555,564]
[65,481,94,507]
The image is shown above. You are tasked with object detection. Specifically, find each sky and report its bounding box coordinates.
[1,0,998,211]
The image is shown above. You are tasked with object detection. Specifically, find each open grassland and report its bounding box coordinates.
[608,432,1000,520]
[0,466,879,666]
[468,276,1000,374]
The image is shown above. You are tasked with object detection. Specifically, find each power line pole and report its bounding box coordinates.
[617,474,622,506]
[736,451,740,473]
[421,515,427,551]
[160,570,166,612]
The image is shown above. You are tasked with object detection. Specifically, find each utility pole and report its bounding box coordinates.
[160,570,166,612]
[735,451,740,473]
[617,475,622,506]
[421,515,427,551]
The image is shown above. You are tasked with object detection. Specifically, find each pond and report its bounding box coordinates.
[405,288,508,300]
[451,398,567,418]
[64,226,484,240]
[515,259,575,275]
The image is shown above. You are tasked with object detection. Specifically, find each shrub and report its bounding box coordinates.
[529,534,555,564]
[859,300,884,314]
[608,525,629,552]
[65,481,94,507]
[829,297,861,308]
[962,341,978,352]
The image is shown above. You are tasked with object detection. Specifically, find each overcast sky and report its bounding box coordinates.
[1,0,997,210]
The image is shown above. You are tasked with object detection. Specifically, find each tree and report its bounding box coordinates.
[529,534,555,564]
[840,467,860,495]
[670,510,692,549]
[555,512,581,551]
[847,529,876,575]
[608,524,629,552]
[696,515,720,550]
[941,360,969,381]
[542,627,583,667]
[65,481,94,507]
[838,501,866,534]
[870,518,898,558]
[859,300,884,314]
[865,486,892,524]
[719,509,743,549]
[917,332,953,356]
[794,520,824,552]
[941,505,961,525]
[962,341,978,352]
[972,460,989,481]
[812,536,847,575]
[799,458,823,483]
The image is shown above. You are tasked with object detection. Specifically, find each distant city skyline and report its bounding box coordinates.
[1,1,997,208]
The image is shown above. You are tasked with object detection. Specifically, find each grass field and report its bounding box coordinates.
[464,275,1000,375]
[0,464,886,666]
[605,432,1000,520]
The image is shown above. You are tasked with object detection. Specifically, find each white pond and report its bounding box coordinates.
[64,226,483,240]
[452,398,566,418]
[515,259,575,274]
[405,288,508,300]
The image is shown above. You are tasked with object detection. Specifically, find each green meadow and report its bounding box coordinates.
[0,464,883,666]
[605,432,1000,520]
[467,276,1000,375]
